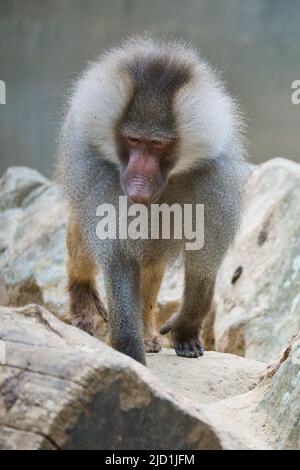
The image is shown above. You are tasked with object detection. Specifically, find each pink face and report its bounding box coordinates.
[120,134,175,205]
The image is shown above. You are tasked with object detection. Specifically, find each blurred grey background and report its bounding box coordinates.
[0,0,300,176]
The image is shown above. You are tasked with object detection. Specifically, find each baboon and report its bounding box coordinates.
[57,36,247,365]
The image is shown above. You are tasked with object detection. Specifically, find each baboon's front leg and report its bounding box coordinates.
[141,262,166,353]
[161,263,215,358]
[104,258,146,364]
[67,212,107,335]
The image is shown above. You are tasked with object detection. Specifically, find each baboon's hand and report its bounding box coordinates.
[160,316,204,358]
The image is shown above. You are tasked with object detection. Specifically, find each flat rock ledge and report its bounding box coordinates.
[0,304,298,450]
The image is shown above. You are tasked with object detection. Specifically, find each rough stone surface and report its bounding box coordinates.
[0,167,68,316]
[1,304,298,450]
[258,333,300,449]
[0,166,47,211]
[0,277,9,306]
[214,158,300,362]
[0,304,246,450]
[147,349,265,405]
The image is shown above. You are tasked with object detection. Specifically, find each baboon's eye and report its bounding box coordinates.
[151,141,167,150]
[125,136,140,146]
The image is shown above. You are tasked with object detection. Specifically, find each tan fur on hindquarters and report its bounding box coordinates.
[141,262,166,353]
[67,212,107,335]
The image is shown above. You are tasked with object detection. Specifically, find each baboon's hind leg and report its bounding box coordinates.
[67,211,107,335]
[141,262,166,353]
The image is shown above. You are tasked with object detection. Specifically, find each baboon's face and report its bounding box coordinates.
[118,132,176,205]
[114,54,191,204]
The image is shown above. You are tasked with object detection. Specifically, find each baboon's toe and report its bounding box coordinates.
[144,334,163,353]
[174,336,205,358]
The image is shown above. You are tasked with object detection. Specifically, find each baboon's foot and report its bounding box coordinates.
[173,335,204,358]
[144,332,164,353]
[160,318,204,358]
[68,281,108,335]
[70,311,96,336]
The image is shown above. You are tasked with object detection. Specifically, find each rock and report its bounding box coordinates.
[147,349,265,405]
[214,158,300,362]
[0,167,68,317]
[0,277,9,306]
[149,341,300,450]
[258,333,300,449]
[0,304,238,450]
[0,167,47,211]
[1,304,298,449]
